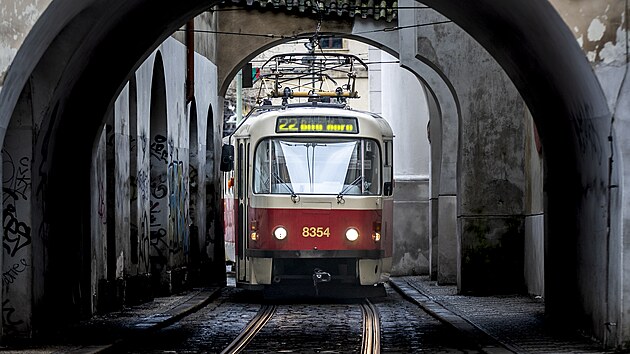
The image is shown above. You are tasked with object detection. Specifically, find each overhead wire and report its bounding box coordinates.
[245,59,399,65]
[208,4,433,12]
[175,19,453,38]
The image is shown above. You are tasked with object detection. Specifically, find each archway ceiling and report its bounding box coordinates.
[220,0,398,22]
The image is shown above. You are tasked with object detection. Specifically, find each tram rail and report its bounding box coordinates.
[361,299,381,354]
[219,299,380,353]
[220,304,277,354]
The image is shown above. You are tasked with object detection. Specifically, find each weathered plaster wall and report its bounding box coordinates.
[135,52,157,281]
[550,0,625,64]
[132,37,218,293]
[114,83,131,283]
[1,33,219,334]
[2,82,35,337]
[162,37,188,273]
[195,51,220,273]
[549,0,627,347]
[388,0,461,285]
[379,50,431,276]
[91,123,108,313]
[524,109,544,298]
[172,11,219,64]
[0,0,51,88]
[411,7,529,294]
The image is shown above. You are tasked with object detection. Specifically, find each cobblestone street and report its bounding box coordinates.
[0,276,615,353]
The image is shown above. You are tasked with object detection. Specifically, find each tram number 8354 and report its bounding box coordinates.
[302,226,331,238]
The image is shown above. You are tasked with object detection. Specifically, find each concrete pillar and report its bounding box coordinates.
[379,49,431,276]
[409,6,528,293]
[114,84,132,302]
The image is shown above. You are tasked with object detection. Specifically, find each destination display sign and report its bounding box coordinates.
[276,116,359,134]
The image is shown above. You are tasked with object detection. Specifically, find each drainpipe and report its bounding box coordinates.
[186,19,195,104]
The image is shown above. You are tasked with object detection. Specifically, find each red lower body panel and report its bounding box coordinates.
[248,207,385,253]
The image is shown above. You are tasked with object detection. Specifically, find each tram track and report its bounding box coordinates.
[219,298,380,354]
[102,284,497,353]
[361,299,381,354]
[220,304,277,354]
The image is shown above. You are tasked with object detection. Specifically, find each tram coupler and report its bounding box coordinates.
[312,268,331,295]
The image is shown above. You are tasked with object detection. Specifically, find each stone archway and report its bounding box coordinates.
[0,0,617,346]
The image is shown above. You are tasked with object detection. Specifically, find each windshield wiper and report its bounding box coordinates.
[272,171,300,203]
[337,176,362,204]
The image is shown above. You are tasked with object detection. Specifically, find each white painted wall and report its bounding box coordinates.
[379,51,430,179]
[369,48,431,276]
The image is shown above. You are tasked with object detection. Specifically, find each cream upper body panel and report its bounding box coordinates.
[250,194,383,210]
[233,105,393,145]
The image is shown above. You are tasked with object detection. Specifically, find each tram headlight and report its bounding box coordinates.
[345,228,359,242]
[273,226,287,240]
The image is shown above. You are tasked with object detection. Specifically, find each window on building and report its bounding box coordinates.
[319,37,344,49]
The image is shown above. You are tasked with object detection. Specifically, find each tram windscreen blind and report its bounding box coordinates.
[275,116,358,134]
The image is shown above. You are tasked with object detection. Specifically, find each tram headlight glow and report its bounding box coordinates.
[273,226,288,240]
[345,228,359,242]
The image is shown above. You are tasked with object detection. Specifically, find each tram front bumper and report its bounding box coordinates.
[245,250,389,286]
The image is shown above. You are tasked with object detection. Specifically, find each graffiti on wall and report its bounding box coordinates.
[189,165,198,222]
[3,155,30,203]
[3,204,31,257]
[189,164,198,259]
[150,173,168,269]
[2,148,32,334]
[168,160,189,256]
[3,150,32,259]
[138,170,150,272]
[147,134,196,276]
[137,133,151,273]
[2,258,28,286]
[151,134,168,163]
[140,209,150,273]
[2,299,25,335]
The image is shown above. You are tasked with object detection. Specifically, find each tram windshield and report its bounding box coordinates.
[253,138,381,195]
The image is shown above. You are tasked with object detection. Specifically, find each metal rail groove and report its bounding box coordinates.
[361,299,381,354]
[221,304,277,354]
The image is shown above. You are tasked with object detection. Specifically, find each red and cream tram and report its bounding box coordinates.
[221,102,394,297]
[222,50,393,297]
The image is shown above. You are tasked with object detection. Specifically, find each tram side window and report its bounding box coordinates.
[343,144,361,194]
[365,140,380,194]
[238,143,244,199]
[343,139,380,195]
[253,140,292,194]
[254,140,270,193]
[383,140,393,196]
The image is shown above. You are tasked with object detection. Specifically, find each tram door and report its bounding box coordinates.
[235,139,250,283]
